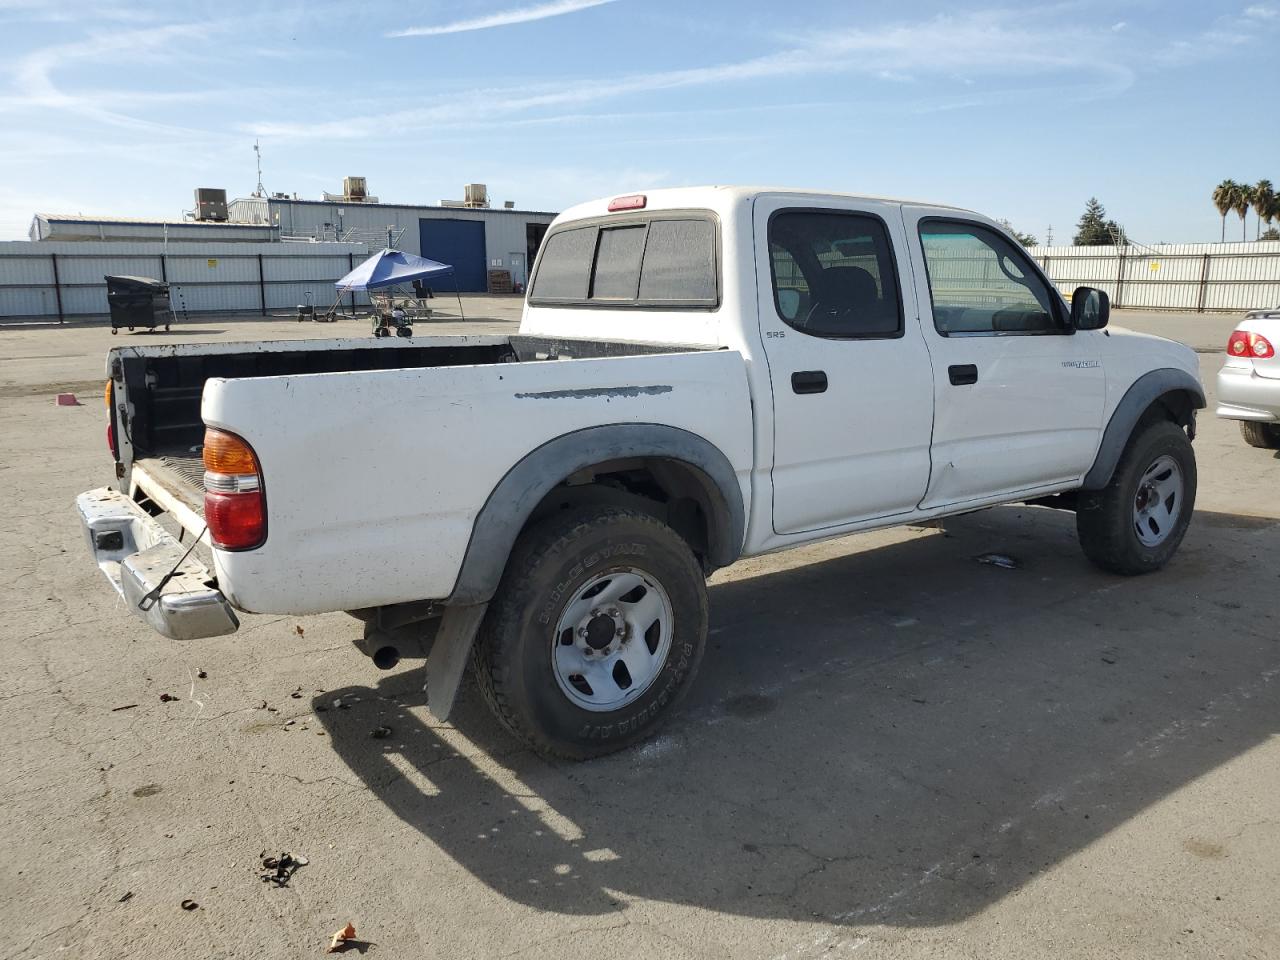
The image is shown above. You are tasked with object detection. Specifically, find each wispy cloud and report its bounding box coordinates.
[391,0,617,38]
[255,10,1139,141]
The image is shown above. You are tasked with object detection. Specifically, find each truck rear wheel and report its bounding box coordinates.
[473,505,708,760]
[1239,420,1280,449]
[1076,419,1196,575]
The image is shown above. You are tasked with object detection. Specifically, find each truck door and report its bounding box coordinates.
[899,208,1105,508]
[754,197,935,534]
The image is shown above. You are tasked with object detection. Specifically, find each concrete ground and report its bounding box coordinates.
[1,308,1276,960]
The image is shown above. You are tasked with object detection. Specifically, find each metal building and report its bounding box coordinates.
[29,214,277,244]
[265,198,557,292]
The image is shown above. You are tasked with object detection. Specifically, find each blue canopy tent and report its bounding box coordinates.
[332,249,465,328]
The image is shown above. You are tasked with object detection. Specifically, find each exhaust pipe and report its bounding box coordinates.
[351,601,442,669]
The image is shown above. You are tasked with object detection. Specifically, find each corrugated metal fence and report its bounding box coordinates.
[0,240,373,322]
[1028,241,1280,313]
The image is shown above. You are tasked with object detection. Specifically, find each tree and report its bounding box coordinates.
[1263,227,1280,241]
[1212,179,1237,242]
[1254,180,1277,240]
[1073,198,1124,246]
[999,218,1038,247]
[1230,182,1250,242]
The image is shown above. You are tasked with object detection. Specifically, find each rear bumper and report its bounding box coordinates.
[1215,365,1280,422]
[75,488,239,640]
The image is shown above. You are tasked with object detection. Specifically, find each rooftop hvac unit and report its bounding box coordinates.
[503,200,515,209]
[194,188,228,222]
[464,183,489,208]
[344,176,367,200]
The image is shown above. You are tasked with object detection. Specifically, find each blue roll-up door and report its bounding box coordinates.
[418,218,487,292]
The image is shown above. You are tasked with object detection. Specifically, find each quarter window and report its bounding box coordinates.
[768,211,903,338]
[919,222,1062,334]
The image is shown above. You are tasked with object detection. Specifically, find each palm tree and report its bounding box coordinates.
[1254,180,1276,240]
[1230,182,1251,242]
[1213,180,1237,242]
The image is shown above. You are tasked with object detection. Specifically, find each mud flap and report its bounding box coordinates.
[425,603,488,721]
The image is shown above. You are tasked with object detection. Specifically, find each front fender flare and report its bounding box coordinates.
[1082,367,1205,490]
[446,423,746,605]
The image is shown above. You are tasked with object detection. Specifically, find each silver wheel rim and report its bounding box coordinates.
[1132,454,1184,547]
[551,568,674,713]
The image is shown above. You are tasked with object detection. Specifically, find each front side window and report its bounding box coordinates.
[919,221,1062,334]
[768,210,903,338]
[528,214,718,307]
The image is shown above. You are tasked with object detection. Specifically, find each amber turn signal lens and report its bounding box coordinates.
[203,428,259,475]
[104,379,112,409]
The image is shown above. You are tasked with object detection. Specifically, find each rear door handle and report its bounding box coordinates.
[791,370,828,394]
[948,364,978,386]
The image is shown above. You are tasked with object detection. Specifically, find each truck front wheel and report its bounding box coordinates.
[1076,419,1197,575]
[473,505,708,760]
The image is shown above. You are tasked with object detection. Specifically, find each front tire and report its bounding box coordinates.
[1077,419,1196,575]
[474,506,708,760]
[1239,420,1280,449]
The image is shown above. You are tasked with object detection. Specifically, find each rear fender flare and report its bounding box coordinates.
[446,423,745,605]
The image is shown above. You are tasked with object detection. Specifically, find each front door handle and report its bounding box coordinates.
[791,370,828,394]
[948,364,978,386]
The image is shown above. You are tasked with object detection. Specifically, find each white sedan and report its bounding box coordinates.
[1217,307,1280,449]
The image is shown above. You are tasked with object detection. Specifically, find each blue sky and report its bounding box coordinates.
[1,0,1277,243]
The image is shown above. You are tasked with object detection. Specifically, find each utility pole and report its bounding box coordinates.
[1046,224,1054,246]
[253,140,265,199]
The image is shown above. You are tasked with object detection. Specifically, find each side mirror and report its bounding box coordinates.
[1071,286,1110,330]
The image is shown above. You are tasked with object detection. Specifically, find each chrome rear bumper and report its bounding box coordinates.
[76,488,239,640]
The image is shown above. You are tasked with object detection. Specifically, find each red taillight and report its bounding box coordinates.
[1228,330,1275,359]
[204,490,265,550]
[607,194,647,212]
[106,379,119,459]
[202,428,266,550]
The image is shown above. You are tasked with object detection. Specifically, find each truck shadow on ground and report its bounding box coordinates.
[315,504,1279,927]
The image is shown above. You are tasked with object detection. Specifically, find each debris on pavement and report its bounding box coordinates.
[326,923,357,953]
[371,725,392,739]
[55,392,82,406]
[159,693,178,702]
[290,686,303,699]
[295,625,305,637]
[117,891,133,903]
[259,851,308,888]
[975,552,1021,570]
[196,669,207,679]
[180,899,199,911]
[111,704,138,712]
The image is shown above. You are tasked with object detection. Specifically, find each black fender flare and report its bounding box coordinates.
[1082,368,1205,490]
[446,423,746,605]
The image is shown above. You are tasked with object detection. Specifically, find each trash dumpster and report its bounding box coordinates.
[105,275,171,335]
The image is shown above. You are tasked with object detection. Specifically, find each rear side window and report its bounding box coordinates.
[768,210,903,338]
[529,214,718,307]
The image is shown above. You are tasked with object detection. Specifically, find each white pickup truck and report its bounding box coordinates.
[78,186,1205,759]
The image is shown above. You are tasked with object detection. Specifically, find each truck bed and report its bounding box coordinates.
[114,333,721,538]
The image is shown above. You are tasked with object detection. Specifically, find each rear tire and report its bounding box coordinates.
[1239,420,1280,449]
[1077,419,1196,575]
[473,506,708,760]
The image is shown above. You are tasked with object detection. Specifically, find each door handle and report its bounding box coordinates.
[791,370,828,394]
[948,364,978,386]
